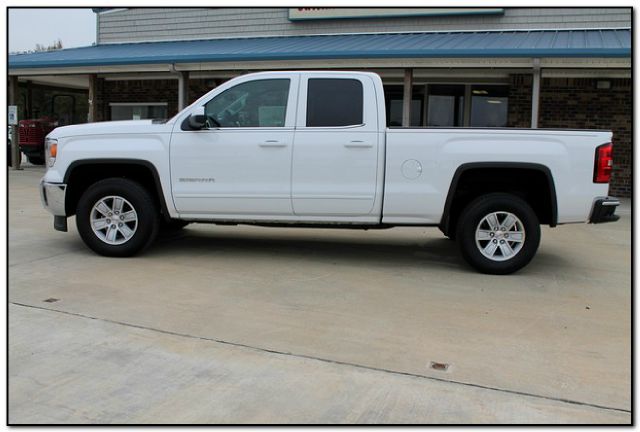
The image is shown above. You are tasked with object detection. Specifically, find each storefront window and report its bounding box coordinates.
[384,85,424,127]
[110,103,168,121]
[427,85,465,127]
[383,82,509,128]
[470,85,509,127]
[18,85,88,125]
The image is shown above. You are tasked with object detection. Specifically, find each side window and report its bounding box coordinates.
[306,79,363,127]
[204,79,290,128]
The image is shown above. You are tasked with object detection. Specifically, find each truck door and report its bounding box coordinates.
[170,74,298,217]
[292,75,380,217]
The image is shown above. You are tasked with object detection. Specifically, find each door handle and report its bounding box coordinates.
[344,140,373,148]
[259,140,287,148]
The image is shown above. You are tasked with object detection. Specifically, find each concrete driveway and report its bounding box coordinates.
[8,165,631,424]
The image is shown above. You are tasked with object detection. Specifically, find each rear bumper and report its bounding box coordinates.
[589,197,620,224]
[40,179,68,231]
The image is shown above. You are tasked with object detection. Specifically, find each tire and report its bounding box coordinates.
[456,193,540,275]
[76,178,160,257]
[28,156,45,165]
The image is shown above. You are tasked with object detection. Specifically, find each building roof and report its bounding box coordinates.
[9,29,631,70]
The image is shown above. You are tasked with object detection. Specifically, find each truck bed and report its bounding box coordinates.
[382,127,612,225]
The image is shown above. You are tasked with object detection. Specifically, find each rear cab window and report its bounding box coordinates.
[306,79,364,127]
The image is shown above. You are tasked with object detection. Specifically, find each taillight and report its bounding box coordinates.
[594,142,613,183]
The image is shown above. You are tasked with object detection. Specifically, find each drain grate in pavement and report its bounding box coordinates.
[42,298,59,303]
[429,361,450,372]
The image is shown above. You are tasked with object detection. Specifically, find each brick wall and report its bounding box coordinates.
[96,79,180,121]
[94,77,106,121]
[508,75,631,197]
[188,78,226,104]
[507,74,532,128]
[539,77,631,197]
[95,78,223,122]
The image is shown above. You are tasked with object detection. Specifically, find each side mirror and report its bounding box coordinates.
[188,106,206,130]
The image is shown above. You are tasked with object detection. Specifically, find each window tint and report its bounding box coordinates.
[306,79,363,127]
[204,79,290,128]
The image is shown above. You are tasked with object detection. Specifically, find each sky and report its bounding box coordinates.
[9,8,96,53]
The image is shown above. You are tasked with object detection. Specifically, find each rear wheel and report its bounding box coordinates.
[456,193,540,274]
[76,178,159,257]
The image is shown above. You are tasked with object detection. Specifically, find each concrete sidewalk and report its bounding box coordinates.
[9,304,630,424]
[8,166,631,424]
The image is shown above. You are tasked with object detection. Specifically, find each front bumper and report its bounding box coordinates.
[40,179,68,231]
[589,197,620,224]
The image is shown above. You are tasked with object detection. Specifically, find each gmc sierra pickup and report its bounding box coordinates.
[40,71,619,274]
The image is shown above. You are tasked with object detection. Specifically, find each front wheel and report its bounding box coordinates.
[456,193,540,275]
[76,178,159,257]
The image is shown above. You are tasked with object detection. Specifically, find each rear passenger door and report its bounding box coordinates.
[292,75,380,217]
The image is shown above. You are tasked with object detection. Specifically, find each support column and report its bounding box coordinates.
[26,80,32,118]
[178,71,189,111]
[422,84,429,126]
[531,58,541,128]
[8,75,21,170]
[463,84,472,127]
[88,74,97,123]
[402,68,413,127]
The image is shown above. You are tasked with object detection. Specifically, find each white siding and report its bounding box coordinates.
[97,8,632,44]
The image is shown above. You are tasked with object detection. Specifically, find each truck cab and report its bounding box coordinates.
[172,71,386,222]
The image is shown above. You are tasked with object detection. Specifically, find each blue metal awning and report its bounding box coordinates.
[9,29,631,69]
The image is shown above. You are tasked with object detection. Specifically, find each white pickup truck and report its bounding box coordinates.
[40,71,619,274]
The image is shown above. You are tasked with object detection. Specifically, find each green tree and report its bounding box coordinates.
[33,39,63,52]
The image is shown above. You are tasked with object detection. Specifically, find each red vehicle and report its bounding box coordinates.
[18,117,56,165]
